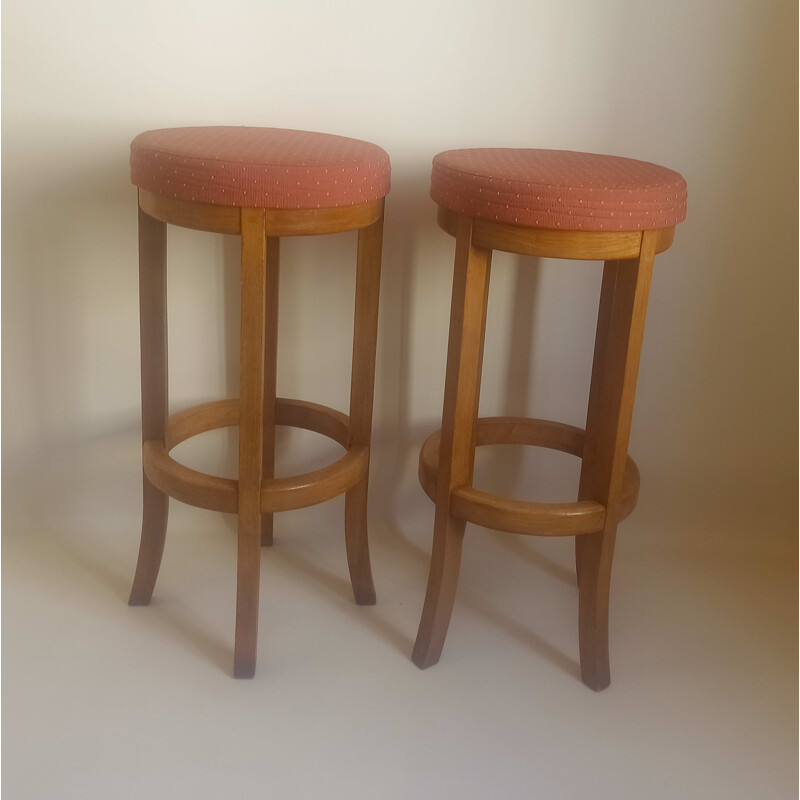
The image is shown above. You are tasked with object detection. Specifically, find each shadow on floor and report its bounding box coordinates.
[46,505,580,680]
[51,529,233,674]
[376,521,581,680]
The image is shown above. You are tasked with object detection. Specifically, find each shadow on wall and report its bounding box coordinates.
[602,0,798,531]
[365,180,550,544]
[366,165,440,534]
[206,162,548,545]
[354,171,550,544]
[2,140,142,504]
[208,164,441,540]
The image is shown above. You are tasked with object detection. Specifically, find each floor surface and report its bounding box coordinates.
[3,483,797,799]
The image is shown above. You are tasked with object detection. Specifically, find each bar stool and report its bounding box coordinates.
[127,126,390,677]
[413,148,686,690]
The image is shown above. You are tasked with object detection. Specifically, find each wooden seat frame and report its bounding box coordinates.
[129,189,385,678]
[412,207,675,691]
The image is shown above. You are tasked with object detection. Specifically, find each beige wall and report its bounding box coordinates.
[3,0,796,546]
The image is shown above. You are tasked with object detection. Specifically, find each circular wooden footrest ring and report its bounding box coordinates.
[143,398,368,514]
[418,417,640,537]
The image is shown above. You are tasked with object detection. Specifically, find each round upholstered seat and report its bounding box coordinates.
[430,148,687,232]
[130,126,391,209]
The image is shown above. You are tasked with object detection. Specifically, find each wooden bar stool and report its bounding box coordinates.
[127,126,390,677]
[413,148,686,690]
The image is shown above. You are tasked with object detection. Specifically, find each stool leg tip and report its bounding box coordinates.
[354,587,376,606]
[233,662,256,679]
[581,670,611,692]
[411,645,441,671]
[128,588,152,607]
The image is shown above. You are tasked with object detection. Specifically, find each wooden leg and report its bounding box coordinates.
[234,209,269,678]
[344,205,384,605]
[412,216,492,669]
[130,205,170,606]
[577,231,657,691]
[261,237,280,547]
[576,260,619,589]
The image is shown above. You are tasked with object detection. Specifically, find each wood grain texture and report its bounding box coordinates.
[139,189,382,237]
[144,398,366,516]
[129,207,170,606]
[139,189,241,234]
[275,398,350,446]
[415,205,670,687]
[165,398,240,449]
[261,237,280,547]
[144,438,237,512]
[131,187,386,679]
[452,488,604,536]
[437,207,675,261]
[576,230,657,691]
[344,205,384,605]
[413,216,492,669]
[259,446,368,512]
[418,418,640,536]
[234,208,268,678]
[576,261,620,587]
[166,397,350,450]
[264,201,382,236]
[143,433,366,515]
[261,399,368,512]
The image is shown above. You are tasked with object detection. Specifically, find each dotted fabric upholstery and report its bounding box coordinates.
[430,149,687,232]
[130,127,391,209]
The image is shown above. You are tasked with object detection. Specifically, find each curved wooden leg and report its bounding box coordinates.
[234,209,269,679]
[413,216,491,669]
[412,512,467,668]
[344,207,384,605]
[578,528,616,690]
[130,204,170,606]
[129,479,169,605]
[577,258,619,592]
[577,232,656,691]
[344,477,376,604]
[261,237,280,548]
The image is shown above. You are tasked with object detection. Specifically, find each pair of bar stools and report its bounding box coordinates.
[128,126,687,688]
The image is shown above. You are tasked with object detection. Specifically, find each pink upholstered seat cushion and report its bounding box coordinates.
[430,149,686,232]
[130,127,391,209]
